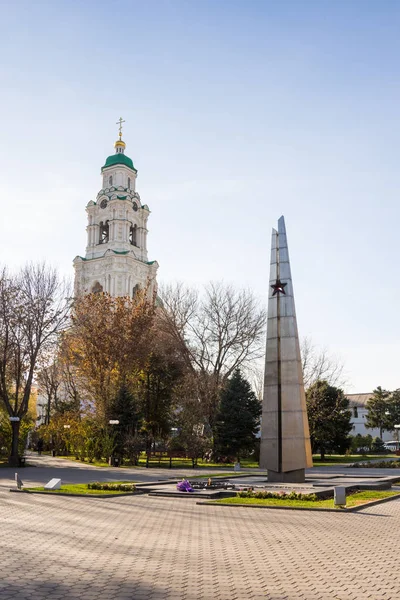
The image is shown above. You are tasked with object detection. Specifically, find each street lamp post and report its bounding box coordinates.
[394,425,400,452]
[109,420,120,467]
[63,424,71,456]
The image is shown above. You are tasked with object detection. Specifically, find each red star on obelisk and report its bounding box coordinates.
[271,279,287,296]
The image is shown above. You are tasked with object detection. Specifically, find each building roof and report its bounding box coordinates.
[346,393,373,407]
[101,154,136,171]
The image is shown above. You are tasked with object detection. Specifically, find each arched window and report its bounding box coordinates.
[99,221,109,244]
[109,175,113,186]
[128,177,131,189]
[129,224,137,246]
[132,283,140,298]
[92,281,103,294]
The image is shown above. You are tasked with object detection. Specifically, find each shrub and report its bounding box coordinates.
[237,490,318,501]
[87,482,136,492]
[352,460,400,468]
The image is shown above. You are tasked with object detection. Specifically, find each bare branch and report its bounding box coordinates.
[301,336,346,389]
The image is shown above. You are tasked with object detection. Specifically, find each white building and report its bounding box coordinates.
[347,393,394,442]
[73,125,158,297]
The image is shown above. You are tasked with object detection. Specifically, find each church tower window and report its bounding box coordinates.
[92,281,103,294]
[129,224,137,246]
[99,221,109,244]
[128,177,131,189]
[109,175,113,186]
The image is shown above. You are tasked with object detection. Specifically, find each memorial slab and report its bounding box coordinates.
[44,478,62,490]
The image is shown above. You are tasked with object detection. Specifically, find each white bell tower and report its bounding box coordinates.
[73,119,158,297]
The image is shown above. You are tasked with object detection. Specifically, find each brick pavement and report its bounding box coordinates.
[1,487,400,600]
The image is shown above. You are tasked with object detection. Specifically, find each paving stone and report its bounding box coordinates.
[1,478,400,599]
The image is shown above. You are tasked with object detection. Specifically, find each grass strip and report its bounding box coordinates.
[210,490,400,509]
[25,482,136,496]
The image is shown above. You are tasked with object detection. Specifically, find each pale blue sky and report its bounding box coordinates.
[1,0,400,392]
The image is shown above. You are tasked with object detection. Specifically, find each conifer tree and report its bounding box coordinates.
[365,387,391,438]
[214,369,261,463]
[306,380,352,460]
[106,385,141,460]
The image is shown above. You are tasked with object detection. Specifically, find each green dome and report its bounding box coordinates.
[101,153,136,171]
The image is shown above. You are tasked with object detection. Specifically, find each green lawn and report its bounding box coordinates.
[54,453,397,470]
[25,482,136,495]
[211,490,400,509]
[56,455,259,469]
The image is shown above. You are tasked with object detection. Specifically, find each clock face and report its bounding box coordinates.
[132,201,138,212]
[100,199,108,209]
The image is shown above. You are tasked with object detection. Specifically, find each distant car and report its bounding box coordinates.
[383,441,398,452]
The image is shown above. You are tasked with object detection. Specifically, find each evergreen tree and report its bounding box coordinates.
[106,385,142,460]
[306,380,352,460]
[384,389,400,432]
[365,387,391,437]
[214,370,261,463]
[371,436,386,453]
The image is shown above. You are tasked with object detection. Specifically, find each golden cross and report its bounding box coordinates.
[116,117,125,139]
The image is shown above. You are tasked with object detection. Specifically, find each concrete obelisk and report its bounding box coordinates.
[260,216,312,482]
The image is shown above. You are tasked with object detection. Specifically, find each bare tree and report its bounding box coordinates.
[0,264,70,465]
[159,282,266,428]
[36,360,62,424]
[59,360,83,413]
[301,336,346,390]
[248,363,264,402]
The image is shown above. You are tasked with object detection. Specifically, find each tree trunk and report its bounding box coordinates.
[9,420,20,466]
[320,447,325,461]
[47,394,51,425]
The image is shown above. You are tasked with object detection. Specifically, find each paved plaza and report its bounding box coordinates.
[1,458,400,599]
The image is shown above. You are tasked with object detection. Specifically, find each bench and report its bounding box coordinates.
[145,451,200,468]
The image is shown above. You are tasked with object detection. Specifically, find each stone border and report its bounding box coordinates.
[9,489,144,499]
[196,493,400,513]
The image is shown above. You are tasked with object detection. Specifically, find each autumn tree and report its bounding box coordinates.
[62,290,156,420]
[0,264,70,465]
[159,282,266,433]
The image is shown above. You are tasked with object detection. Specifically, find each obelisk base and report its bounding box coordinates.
[267,469,306,483]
